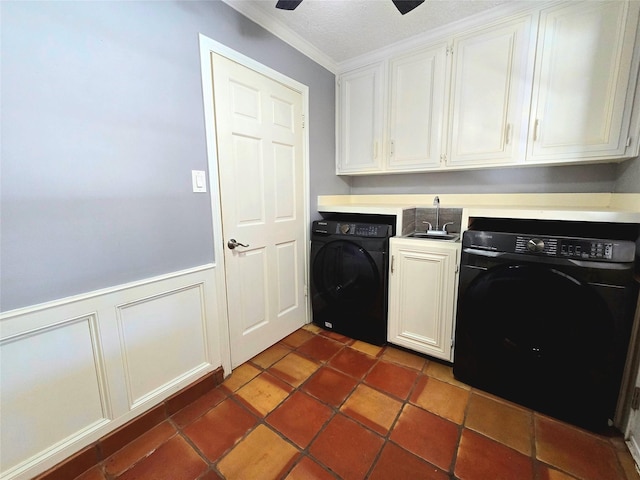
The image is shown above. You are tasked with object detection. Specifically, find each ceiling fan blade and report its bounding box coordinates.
[276,0,303,10]
[392,0,425,15]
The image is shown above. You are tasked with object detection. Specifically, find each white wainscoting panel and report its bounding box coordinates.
[117,284,210,408]
[0,265,222,480]
[0,315,109,477]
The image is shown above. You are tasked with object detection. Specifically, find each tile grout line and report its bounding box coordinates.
[530,406,539,480]
[288,334,454,479]
[71,325,635,480]
[305,337,391,480]
[253,333,351,479]
[447,378,473,477]
[237,334,346,478]
[179,327,638,479]
[263,333,415,479]
[170,417,226,480]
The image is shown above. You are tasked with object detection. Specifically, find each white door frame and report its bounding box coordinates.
[198,34,311,376]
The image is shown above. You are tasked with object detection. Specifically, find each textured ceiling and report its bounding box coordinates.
[224,0,515,68]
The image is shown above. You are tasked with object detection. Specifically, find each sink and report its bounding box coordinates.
[405,231,460,241]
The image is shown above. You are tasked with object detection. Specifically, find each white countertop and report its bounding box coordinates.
[318,193,640,225]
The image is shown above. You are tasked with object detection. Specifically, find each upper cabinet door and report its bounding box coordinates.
[447,16,534,167]
[388,44,448,171]
[527,1,640,162]
[337,63,386,174]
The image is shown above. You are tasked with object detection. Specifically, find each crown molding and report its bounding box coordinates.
[221,0,338,74]
[336,0,549,72]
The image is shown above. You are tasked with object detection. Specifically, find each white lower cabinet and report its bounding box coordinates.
[387,238,461,361]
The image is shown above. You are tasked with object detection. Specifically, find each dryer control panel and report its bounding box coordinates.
[514,236,618,260]
[465,231,635,263]
[312,221,392,238]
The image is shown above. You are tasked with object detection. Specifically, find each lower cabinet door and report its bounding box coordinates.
[387,238,460,361]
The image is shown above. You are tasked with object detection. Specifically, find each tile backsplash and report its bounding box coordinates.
[402,208,463,235]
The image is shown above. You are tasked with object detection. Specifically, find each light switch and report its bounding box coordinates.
[192,170,207,193]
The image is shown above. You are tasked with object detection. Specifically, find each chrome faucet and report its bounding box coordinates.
[433,196,440,231]
[423,196,456,235]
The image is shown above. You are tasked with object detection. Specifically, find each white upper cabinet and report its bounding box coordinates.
[527,1,640,163]
[336,63,386,173]
[388,44,448,171]
[336,1,640,174]
[447,16,534,167]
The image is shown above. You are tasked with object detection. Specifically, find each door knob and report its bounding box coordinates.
[227,238,249,250]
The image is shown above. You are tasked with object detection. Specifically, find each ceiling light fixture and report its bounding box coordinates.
[275,0,303,10]
[275,0,425,15]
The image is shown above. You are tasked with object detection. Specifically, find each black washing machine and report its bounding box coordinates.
[310,219,392,346]
[453,221,639,432]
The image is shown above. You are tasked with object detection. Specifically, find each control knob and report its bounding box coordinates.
[527,238,545,253]
[340,224,350,234]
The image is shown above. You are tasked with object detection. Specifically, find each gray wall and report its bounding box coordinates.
[349,157,639,195]
[616,156,640,192]
[3,0,635,311]
[0,0,345,312]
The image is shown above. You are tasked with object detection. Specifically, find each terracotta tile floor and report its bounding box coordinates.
[75,325,640,480]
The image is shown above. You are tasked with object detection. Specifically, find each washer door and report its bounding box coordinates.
[312,240,380,308]
[454,263,615,430]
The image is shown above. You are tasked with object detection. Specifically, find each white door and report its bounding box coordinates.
[626,365,640,467]
[211,53,307,368]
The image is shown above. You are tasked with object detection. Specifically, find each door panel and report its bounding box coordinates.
[276,240,299,315]
[233,136,264,224]
[238,248,268,333]
[626,361,640,468]
[212,53,306,367]
[274,144,295,220]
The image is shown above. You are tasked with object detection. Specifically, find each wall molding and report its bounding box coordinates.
[0,265,222,480]
[220,0,337,73]
[0,314,112,480]
[116,283,211,409]
[0,264,216,321]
